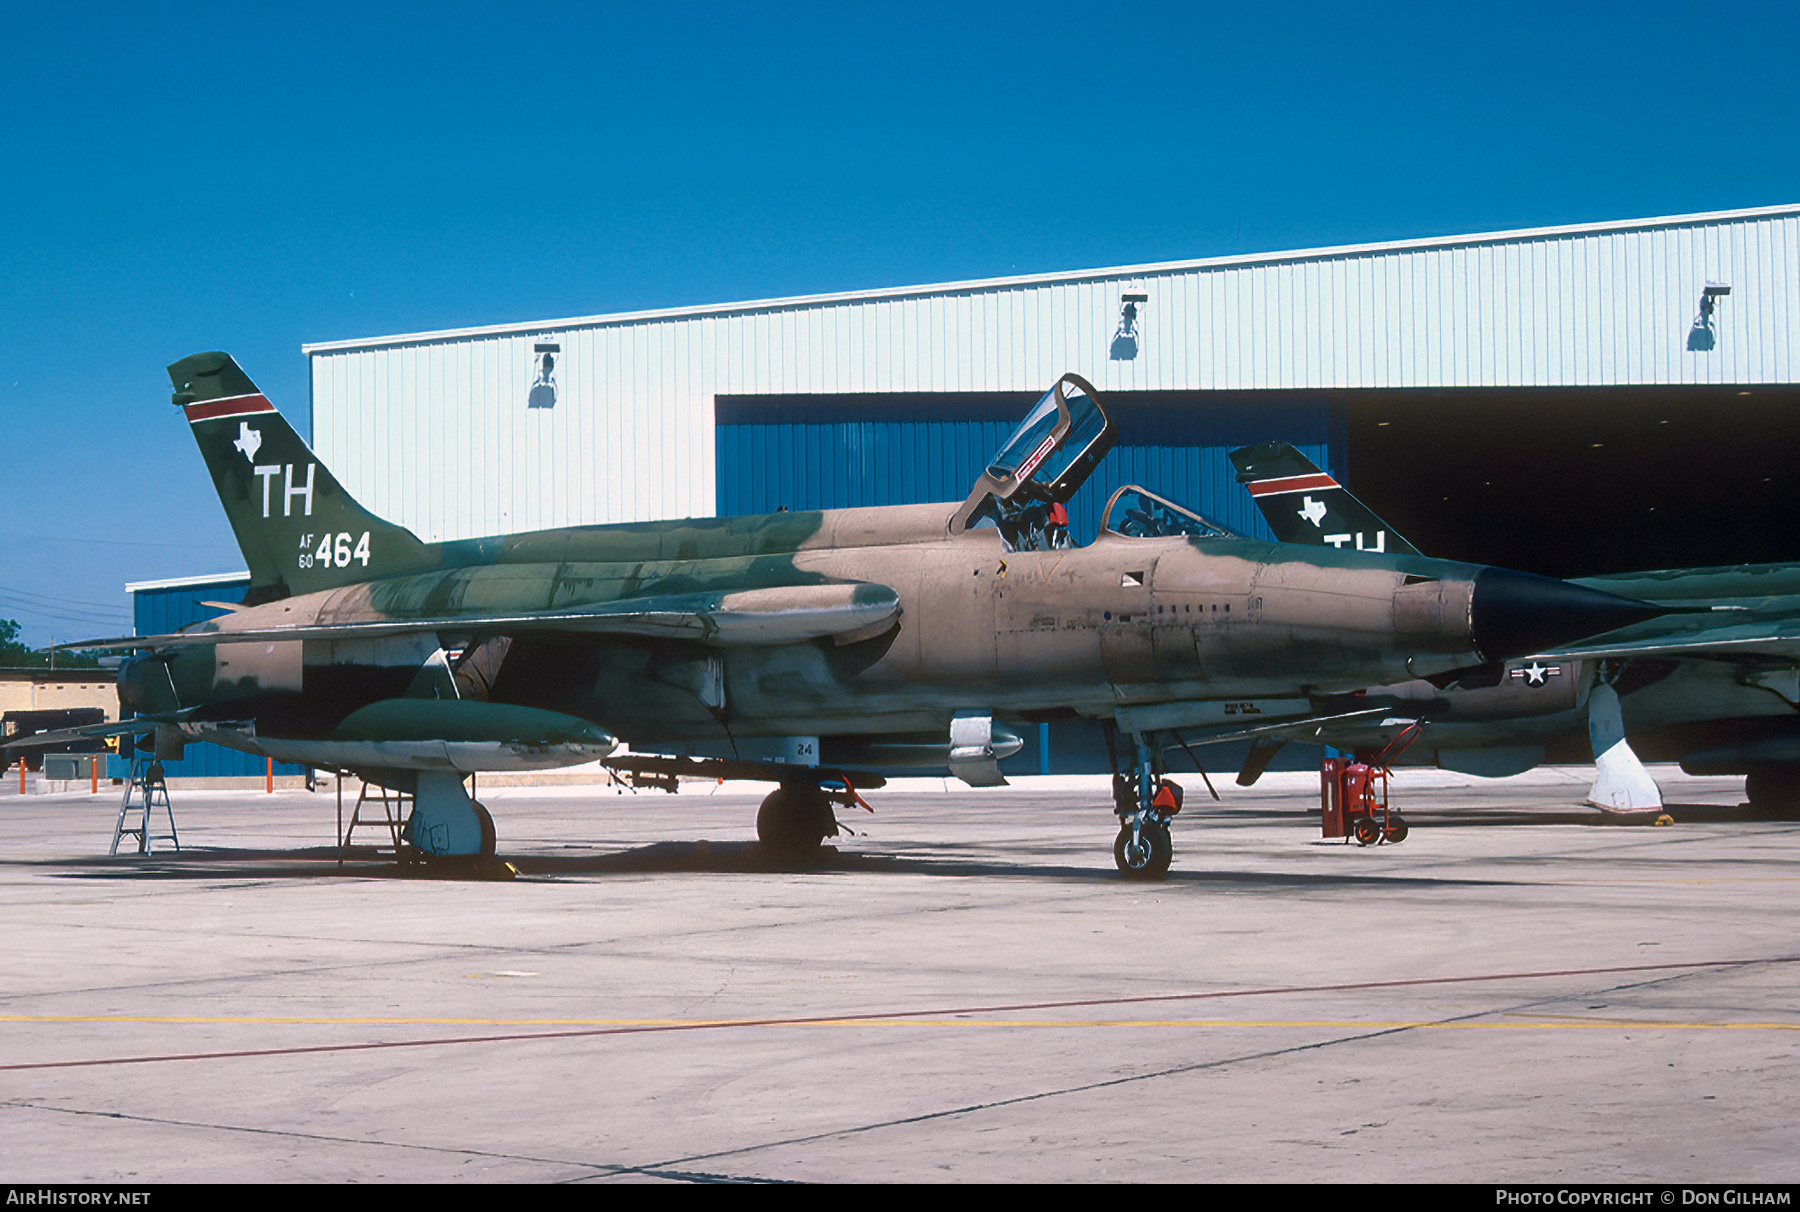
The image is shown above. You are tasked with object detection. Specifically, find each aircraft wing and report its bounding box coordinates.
[1115,699,1400,745]
[1540,613,1800,664]
[1166,707,1406,748]
[64,582,903,651]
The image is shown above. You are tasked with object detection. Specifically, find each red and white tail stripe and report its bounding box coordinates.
[183,393,275,423]
[1245,472,1339,497]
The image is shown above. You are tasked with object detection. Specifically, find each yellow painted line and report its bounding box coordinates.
[3,1015,1796,1031]
[0,1015,689,1026]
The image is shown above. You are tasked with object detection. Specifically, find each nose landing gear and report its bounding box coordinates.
[1109,733,1183,880]
[1114,815,1173,879]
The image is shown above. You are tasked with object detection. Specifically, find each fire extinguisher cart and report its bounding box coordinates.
[1320,725,1420,846]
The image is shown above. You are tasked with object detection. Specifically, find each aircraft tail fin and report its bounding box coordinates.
[168,352,437,601]
[1228,441,1422,557]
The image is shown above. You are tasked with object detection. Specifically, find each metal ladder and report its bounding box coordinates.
[112,758,180,855]
[338,777,412,864]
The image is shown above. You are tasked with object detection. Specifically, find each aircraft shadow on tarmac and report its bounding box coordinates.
[23,839,1511,889]
[18,801,1788,886]
[1381,800,1794,828]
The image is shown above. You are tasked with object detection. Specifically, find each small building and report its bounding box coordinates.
[0,668,118,719]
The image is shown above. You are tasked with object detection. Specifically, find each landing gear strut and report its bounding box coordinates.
[1108,731,1181,880]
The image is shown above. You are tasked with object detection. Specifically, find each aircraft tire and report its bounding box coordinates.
[1114,821,1171,881]
[757,785,836,853]
[473,800,497,858]
[1744,767,1800,817]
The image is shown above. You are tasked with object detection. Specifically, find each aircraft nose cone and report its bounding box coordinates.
[1470,567,1666,661]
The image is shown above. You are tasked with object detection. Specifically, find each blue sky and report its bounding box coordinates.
[2,0,1797,645]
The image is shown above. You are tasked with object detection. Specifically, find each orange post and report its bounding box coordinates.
[17,763,23,795]
[90,757,98,795]
[265,756,274,794]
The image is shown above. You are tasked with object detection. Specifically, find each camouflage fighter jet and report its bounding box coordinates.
[1229,441,1800,815]
[29,355,1675,877]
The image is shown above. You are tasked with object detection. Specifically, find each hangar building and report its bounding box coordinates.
[304,204,1800,579]
[141,205,1800,777]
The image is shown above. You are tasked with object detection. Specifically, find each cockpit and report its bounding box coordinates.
[1099,486,1234,540]
[953,373,1240,551]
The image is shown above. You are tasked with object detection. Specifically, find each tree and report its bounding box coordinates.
[0,618,29,665]
[0,618,102,669]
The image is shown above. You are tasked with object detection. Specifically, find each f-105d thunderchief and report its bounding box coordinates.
[40,354,1673,877]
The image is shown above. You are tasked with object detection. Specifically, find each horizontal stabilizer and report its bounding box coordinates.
[0,711,196,750]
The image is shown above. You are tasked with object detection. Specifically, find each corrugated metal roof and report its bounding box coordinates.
[303,204,1800,353]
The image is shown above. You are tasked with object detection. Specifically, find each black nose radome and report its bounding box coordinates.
[1470,567,1667,661]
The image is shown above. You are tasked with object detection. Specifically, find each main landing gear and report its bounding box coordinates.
[756,781,841,854]
[1108,732,1183,881]
[605,754,878,860]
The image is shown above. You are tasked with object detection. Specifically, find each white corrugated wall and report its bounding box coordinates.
[306,205,1800,543]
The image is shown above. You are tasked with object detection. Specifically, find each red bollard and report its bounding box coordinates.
[265,756,274,794]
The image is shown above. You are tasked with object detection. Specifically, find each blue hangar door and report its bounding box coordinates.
[714,390,1348,777]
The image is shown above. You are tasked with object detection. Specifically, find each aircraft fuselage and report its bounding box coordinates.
[125,500,1504,746]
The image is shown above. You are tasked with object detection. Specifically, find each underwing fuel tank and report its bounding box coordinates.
[327,699,616,749]
[206,699,619,774]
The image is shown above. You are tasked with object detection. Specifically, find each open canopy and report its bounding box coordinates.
[952,373,1115,547]
[953,375,1241,551]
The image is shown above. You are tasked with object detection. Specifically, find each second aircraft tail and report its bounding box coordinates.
[1229,441,1421,557]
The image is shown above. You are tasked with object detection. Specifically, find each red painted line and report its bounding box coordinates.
[1015,434,1058,481]
[1246,473,1338,496]
[183,394,275,423]
[3,956,1790,1073]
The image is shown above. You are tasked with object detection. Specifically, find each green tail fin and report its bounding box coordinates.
[1229,441,1422,557]
[168,352,437,602]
